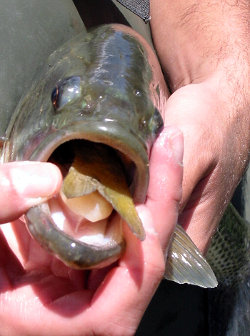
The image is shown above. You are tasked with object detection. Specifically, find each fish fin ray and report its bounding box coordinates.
[164,224,218,288]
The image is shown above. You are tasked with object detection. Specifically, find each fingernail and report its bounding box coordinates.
[10,162,62,199]
[163,127,184,165]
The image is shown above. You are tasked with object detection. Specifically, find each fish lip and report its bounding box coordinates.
[25,203,125,269]
[23,120,148,269]
[28,119,150,203]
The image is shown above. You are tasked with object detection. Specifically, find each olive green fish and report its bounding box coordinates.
[206,203,250,335]
[2,24,218,287]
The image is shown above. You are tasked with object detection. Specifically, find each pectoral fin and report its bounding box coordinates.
[165,224,218,288]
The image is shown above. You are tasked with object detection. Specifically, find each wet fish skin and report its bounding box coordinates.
[206,203,250,335]
[2,24,217,286]
[206,203,250,286]
[3,24,167,269]
[3,24,166,203]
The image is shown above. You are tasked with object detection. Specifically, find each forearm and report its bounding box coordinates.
[150,0,249,175]
[149,0,249,252]
[150,0,249,92]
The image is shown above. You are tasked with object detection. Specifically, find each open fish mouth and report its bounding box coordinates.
[3,24,219,288]
[26,136,148,269]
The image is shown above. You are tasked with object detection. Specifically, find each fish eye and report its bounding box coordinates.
[51,76,81,110]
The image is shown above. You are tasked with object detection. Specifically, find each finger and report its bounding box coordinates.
[0,162,62,223]
[87,218,167,335]
[86,128,183,334]
[146,126,183,249]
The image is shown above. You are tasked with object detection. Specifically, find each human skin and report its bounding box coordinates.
[0,127,183,336]
[150,0,250,252]
[1,0,249,333]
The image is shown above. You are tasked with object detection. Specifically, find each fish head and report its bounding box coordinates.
[3,24,168,269]
[4,25,166,203]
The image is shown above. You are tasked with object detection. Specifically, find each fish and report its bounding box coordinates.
[206,203,250,335]
[2,24,218,288]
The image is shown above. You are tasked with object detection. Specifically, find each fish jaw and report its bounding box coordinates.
[26,203,125,269]
[19,123,149,269]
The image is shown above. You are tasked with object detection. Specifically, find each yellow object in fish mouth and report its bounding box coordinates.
[59,141,145,243]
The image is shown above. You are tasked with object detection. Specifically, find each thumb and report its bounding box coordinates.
[0,162,62,223]
[146,126,183,250]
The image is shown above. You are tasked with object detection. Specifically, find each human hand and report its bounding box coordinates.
[163,79,249,253]
[0,127,183,336]
[150,0,249,253]
[0,162,62,223]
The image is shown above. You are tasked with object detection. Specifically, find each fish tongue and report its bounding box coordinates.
[62,142,145,240]
[50,191,123,248]
[49,193,108,242]
[62,191,113,222]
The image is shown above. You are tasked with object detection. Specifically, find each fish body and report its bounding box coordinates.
[2,24,217,288]
[206,203,250,335]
